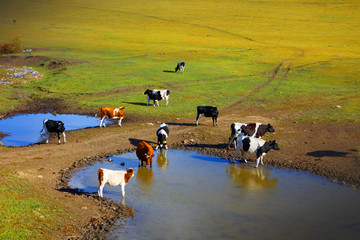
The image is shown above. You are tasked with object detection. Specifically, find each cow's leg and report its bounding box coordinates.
[98,181,106,198]
[45,130,50,143]
[147,96,150,106]
[100,117,105,128]
[118,117,123,127]
[62,132,66,143]
[155,144,159,150]
[196,114,202,126]
[241,151,247,162]
[227,134,234,149]
[255,157,261,168]
[57,132,61,144]
[121,184,125,197]
[165,96,169,107]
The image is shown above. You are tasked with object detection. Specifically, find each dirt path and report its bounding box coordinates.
[0,107,359,239]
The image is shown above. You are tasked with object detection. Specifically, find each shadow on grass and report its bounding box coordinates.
[123,101,147,106]
[162,70,176,73]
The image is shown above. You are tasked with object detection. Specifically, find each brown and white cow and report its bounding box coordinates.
[96,107,125,127]
[136,140,154,168]
[97,168,134,198]
[227,122,275,149]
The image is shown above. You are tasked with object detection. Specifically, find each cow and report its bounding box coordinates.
[156,123,169,150]
[40,119,66,144]
[175,61,185,73]
[195,106,219,126]
[143,89,170,107]
[227,123,275,149]
[97,168,134,198]
[96,107,125,127]
[136,140,154,168]
[232,136,280,168]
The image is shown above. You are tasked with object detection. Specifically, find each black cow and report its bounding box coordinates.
[175,61,185,73]
[227,123,275,149]
[233,136,280,167]
[40,119,66,144]
[156,122,169,150]
[196,106,219,126]
[143,89,170,107]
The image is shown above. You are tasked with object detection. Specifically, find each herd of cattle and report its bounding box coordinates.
[40,62,279,198]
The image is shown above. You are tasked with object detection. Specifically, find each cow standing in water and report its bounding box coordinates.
[175,61,185,73]
[97,168,134,198]
[40,119,66,144]
[96,107,125,127]
[136,140,154,168]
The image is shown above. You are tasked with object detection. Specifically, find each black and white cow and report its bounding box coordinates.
[40,119,66,144]
[227,122,275,149]
[175,61,185,73]
[232,136,280,167]
[143,89,170,107]
[195,106,219,126]
[156,122,169,150]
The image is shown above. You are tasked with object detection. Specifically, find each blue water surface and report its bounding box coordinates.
[0,113,111,146]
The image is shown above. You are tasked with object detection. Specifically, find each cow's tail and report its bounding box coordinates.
[95,107,102,118]
[97,168,103,188]
[40,119,48,133]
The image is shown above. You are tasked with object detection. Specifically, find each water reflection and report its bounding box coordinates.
[156,150,168,169]
[135,167,154,191]
[226,164,278,190]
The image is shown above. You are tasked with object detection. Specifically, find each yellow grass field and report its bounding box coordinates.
[0,0,359,121]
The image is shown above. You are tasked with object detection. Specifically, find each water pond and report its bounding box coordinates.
[68,150,360,240]
[0,113,110,146]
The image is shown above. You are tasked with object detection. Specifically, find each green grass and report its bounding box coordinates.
[0,1,359,238]
[0,172,66,240]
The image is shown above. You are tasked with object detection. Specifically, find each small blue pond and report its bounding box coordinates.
[68,150,360,240]
[0,113,111,146]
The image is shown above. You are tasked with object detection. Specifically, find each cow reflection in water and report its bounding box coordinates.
[136,167,154,191]
[157,150,168,170]
[226,164,278,190]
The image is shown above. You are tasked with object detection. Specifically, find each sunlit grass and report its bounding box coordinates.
[0,0,358,123]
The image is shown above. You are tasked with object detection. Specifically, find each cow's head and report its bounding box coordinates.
[143,89,151,95]
[57,122,65,132]
[125,168,134,184]
[144,152,154,166]
[265,140,280,151]
[266,124,275,133]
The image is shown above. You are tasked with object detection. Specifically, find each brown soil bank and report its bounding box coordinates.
[0,106,359,239]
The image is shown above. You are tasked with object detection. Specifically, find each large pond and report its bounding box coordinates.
[68,150,360,240]
[0,113,110,146]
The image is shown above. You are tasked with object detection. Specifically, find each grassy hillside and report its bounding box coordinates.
[0,0,359,123]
